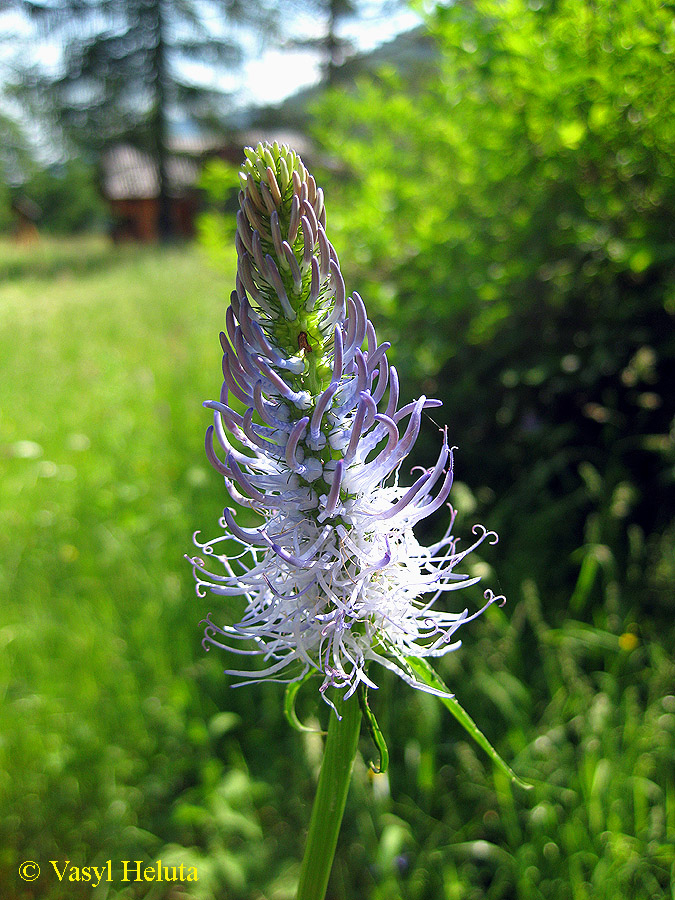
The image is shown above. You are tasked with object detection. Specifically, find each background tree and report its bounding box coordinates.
[11,0,279,238]
[286,0,404,85]
[21,158,106,232]
[0,28,37,231]
[0,112,35,231]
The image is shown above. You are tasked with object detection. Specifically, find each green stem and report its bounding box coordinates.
[297,692,362,900]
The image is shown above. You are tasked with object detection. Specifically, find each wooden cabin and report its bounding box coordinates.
[101,144,202,242]
[11,196,42,244]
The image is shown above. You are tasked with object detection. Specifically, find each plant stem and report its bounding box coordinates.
[297,692,362,900]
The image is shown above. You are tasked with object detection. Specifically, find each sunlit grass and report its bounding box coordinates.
[0,237,262,891]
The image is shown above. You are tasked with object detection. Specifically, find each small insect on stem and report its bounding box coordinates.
[298,331,313,353]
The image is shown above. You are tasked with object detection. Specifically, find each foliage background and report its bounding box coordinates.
[1,0,674,898]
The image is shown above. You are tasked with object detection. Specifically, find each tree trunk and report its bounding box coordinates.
[150,0,173,242]
[326,0,340,86]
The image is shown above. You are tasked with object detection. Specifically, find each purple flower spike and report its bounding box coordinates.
[191,142,503,705]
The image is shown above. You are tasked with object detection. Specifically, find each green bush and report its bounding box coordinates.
[21,160,107,234]
[309,0,675,613]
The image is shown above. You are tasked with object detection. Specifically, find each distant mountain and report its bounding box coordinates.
[245,26,438,133]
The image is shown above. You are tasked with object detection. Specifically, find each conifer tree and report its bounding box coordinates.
[11,0,278,238]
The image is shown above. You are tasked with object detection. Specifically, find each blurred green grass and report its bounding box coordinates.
[0,237,267,896]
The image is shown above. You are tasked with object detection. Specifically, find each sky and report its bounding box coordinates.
[240,6,423,107]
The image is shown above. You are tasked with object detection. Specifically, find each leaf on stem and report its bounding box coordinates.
[406,656,531,790]
[284,674,326,734]
[357,685,389,774]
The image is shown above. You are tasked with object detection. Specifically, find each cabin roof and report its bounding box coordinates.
[101,144,201,201]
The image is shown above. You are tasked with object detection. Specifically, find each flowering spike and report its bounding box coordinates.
[251,228,266,273]
[307,257,320,311]
[282,241,303,292]
[191,143,503,705]
[371,356,390,405]
[292,169,302,196]
[236,211,255,255]
[270,211,285,261]
[243,195,265,234]
[265,254,296,320]
[300,216,314,269]
[323,459,345,519]
[317,226,330,282]
[222,507,268,545]
[288,195,301,244]
[331,326,343,383]
[279,155,291,192]
[302,199,319,243]
[315,187,325,226]
[286,416,309,473]
[266,166,283,206]
[245,172,264,213]
[260,181,277,216]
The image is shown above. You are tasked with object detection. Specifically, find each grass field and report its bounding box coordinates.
[1,237,674,900]
[0,237,255,897]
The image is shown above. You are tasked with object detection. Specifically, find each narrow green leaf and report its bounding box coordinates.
[284,674,325,734]
[406,656,531,790]
[357,685,389,774]
[570,552,600,613]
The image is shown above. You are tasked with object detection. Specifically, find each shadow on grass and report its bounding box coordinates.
[0,235,196,282]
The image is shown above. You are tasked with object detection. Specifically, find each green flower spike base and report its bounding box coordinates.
[297,693,362,900]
